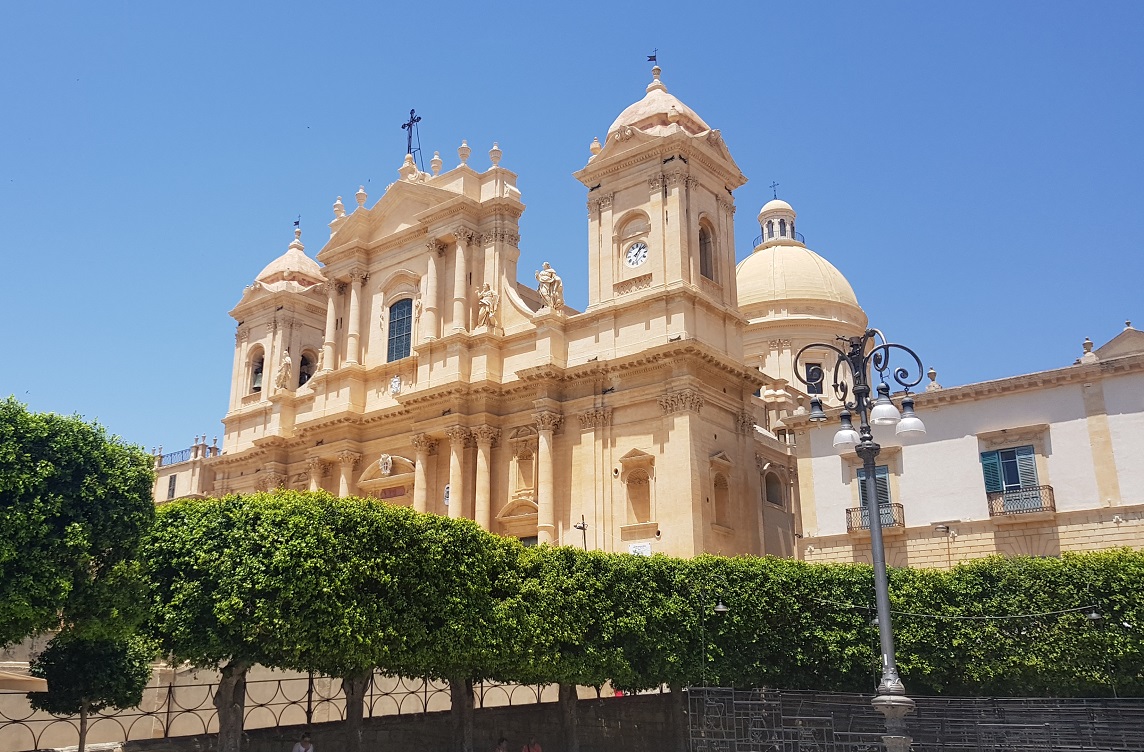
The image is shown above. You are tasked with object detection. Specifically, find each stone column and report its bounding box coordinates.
[451,228,472,332]
[411,433,438,513]
[321,280,337,370]
[534,411,563,544]
[444,426,470,519]
[346,269,366,364]
[423,240,443,342]
[337,451,360,497]
[473,427,500,530]
[307,457,324,492]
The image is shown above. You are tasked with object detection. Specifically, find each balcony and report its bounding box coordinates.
[753,230,806,247]
[846,503,905,533]
[988,485,1056,517]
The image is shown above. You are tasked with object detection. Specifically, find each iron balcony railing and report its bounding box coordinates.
[987,484,1056,516]
[752,230,805,247]
[160,448,192,466]
[845,503,905,533]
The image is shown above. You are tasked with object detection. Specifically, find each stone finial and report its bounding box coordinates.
[647,64,666,93]
[925,367,942,392]
[589,137,602,156]
[333,196,345,218]
[1127,320,1134,330]
[489,142,502,167]
[430,150,443,176]
[290,225,303,249]
[356,185,367,208]
[458,139,471,165]
[1080,337,1099,364]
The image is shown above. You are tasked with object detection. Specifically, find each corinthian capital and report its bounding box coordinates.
[452,226,475,245]
[337,451,361,468]
[534,411,563,433]
[474,426,501,447]
[444,425,471,445]
[411,433,439,455]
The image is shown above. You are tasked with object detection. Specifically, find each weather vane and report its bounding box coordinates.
[647,48,658,63]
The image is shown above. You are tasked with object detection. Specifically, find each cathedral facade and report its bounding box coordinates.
[154,66,836,559]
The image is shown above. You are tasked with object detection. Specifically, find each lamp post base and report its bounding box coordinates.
[872,694,915,752]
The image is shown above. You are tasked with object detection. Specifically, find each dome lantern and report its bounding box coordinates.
[757,198,800,247]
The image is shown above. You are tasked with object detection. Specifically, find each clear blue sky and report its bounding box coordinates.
[2,1,1141,452]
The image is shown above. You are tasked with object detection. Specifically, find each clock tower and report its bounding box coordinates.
[574,65,748,321]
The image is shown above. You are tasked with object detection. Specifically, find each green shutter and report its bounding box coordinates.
[858,466,891,508]
[1015,445,1038,488]
[980,450,1002,493]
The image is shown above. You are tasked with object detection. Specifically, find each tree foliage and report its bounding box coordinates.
[28,634,152,752]
[0,398,154,645]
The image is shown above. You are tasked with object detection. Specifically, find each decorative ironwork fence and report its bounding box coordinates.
[987,485,1056,516]
[845,503,905,533]
[688,687,1144,752]
[0,672,552,752]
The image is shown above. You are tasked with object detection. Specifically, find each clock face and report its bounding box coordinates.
[624,241,649,268]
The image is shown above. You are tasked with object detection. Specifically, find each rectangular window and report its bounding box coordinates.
[387,298,414,361]
[981,445,1041,513]
[856,465,893,527]
[167,474,177,500]
[805,363,824,395]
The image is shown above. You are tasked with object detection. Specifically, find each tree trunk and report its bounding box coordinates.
[449,675,474,752]
[669,682,688,752]
[558,683,579,752]
[214,660,250,752]
[342,671,372,752]
[78,700,89,752]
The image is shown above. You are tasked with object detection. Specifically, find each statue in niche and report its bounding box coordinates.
[390,374,402,396]
[477,283,499,328]
[274,350,293,390]
[378,454,393,476]
[534,262,564,310]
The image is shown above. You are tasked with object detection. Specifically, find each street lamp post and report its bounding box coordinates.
[794,329,926,752]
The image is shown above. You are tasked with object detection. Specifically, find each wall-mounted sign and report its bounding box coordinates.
[443,483,450,507]
[628,542,652,557]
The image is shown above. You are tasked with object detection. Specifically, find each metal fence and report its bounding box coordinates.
[0,672,555,752]
[688,687,1144,752]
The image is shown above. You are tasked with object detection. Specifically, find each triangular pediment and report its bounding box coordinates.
[619,448,655,463]
[1095,328,1144,360]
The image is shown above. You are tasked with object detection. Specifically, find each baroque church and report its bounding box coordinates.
[154,65,1144,565]
[154,64,860,559]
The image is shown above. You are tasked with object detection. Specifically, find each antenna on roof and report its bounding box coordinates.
[770,181,780,199]
[401,109,425,173]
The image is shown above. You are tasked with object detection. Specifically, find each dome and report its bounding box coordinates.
[607,67,711,137]
[256,228,324,284]
[736,243,862,311]
[759,198,794,216]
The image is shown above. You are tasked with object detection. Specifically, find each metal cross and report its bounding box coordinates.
[401,109,421,156]
[770,181,780,199]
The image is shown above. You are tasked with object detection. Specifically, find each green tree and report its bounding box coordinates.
[144,495,283,752]
[0,398,155,644]
[28,634,152,752]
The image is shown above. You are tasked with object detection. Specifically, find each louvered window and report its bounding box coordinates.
[981,445,1040,513]
[387,298,413,362]
[856,465,893,527]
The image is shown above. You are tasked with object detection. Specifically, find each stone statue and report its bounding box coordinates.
[274,350,293,390]
[477,283,499,328]
[315,348,325,372]
[390,374,402,396]
[534,262,564,311]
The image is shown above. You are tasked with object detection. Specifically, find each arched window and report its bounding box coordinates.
[766,220,774,239]
[626,469,651,524]
[779,218,787,237]
[249,349,264,393]
[713,473,730,526]
[699,224,715,280]
[298,351,316,387]
[765,472,784,507]
[387,298,413,361]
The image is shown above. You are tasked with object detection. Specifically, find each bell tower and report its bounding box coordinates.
[574,65,747,312]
